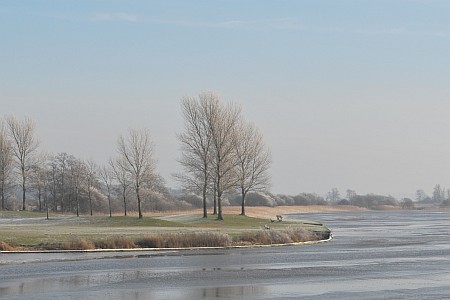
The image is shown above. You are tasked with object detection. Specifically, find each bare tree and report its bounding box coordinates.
[6,115,39,210]
[110,157,131,216]
[204,93,242,220]
[30,152,49,212]
[116,128,156,219]
[327,188,341,203]
[415,189,428,202]
[176,95,214,218]
[346,189,357,201]
[0,121,14,210]
[99,164,114,218]
[54,153,70,212]
[432,184,444,203]
[68,157,84,217]
[48,157,57,211]
[85,159,98,216]
[234,120,271,216]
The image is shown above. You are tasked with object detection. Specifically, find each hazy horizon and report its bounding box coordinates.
[2,1,450,199]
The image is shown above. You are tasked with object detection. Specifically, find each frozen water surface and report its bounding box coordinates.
[0,210,449,299]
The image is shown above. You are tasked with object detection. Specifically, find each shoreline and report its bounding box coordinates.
[0,211,331,252]
[0,235,333,255]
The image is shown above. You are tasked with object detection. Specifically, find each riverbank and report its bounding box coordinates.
[0,210,331,252]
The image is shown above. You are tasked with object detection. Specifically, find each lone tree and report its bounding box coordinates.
[85,159,98,216]
[0,121,14,210]
[110,157,132,216]
[6,115,39,211]
[99,164,114,218]
[176,94,214,218]
[327,188,341,203]
[204,94,242,221]
[116,128,156,219]
[234,120,271,216]
[68,157,84,217]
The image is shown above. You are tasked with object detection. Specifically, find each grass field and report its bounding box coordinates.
[0,209,331,250]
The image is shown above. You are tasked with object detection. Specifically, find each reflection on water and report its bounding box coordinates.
[189,286,266,299]
[0,270,143,298]
[0,269,266,300]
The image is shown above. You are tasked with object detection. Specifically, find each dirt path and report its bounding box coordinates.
[146,205,367,220]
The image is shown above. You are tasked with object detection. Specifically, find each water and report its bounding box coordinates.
[0,210,449,299]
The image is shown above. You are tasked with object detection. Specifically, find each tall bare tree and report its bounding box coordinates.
[346,189,357,201]
[117,128,156,219]
[176,95,214,218]
[234,121,271,216]
[432,184,445,203]
[54,153,70,212]
[110,157,131,216]
[6,115,39,210]
[204,94,242,220]
[0,121,14,210]
[68,157,84,217]
[30,152,49,212]
[85,159,98,216]
[99,164,114,218]
[327,188,341,203]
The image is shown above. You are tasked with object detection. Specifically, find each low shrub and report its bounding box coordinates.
[95,236,136,249]
[63,239,95,250]
[237,227,318,245]
[136,232,232,248]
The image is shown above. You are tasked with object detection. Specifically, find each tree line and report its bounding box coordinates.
[0,92,272,220]
[2,93,447,218]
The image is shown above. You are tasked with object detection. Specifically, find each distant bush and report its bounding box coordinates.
[350,194,398,209]
[338,199,351,205]
[401,198,415,210]
[175,194,204,208]
[142,190,193,212]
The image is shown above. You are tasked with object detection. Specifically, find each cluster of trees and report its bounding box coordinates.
[227,190,399,209]
[416,184,450,207]
[2,95,447,219]
[0,116,190,218]
[1,93,272,220]
[175,92,272,220]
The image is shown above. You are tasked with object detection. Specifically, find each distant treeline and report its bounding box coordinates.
[175,191,416,210]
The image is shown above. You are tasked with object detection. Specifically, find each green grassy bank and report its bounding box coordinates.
[0,211,330,251]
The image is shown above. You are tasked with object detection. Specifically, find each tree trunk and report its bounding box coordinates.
[108,193,112,218]
[240,191,246,216]
[123,189,127,216]
[38,189,42,211]
[213,183,217,215]
[202,182,208,218]
[136,185,142,219]
[1,184,5,210]
[22,171,26,211]
[22,186,26,211]
[76,189,79,217]
[217,193,223,221]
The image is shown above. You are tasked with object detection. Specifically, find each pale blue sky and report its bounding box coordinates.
[1,0,450,198]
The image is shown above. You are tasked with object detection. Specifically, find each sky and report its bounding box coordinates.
[1,0,450,198]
